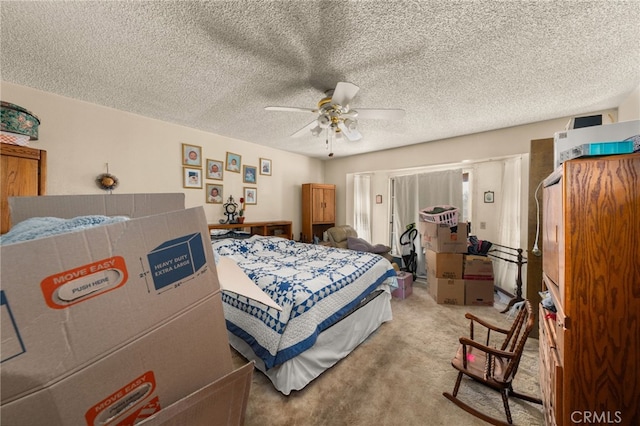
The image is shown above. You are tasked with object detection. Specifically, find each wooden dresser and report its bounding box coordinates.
[301,183,335,243]
[208,221,292,240]
[539,153,639,426]
[1,144,47,233]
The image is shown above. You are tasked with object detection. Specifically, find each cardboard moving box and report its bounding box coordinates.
[425,249,463,279]
[426,274,464,305]
[419,221,468,253]
[0,194,252,425]
[463,254,494,279]
[465,279,495,306]
[138,362,254,426]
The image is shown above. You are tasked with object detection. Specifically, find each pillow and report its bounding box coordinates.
[347,236,391,254]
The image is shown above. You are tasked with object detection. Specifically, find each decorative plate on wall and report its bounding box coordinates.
[0,101,40,140]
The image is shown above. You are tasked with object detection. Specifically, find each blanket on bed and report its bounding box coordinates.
[212,236,397,369]
[0,215,129,245]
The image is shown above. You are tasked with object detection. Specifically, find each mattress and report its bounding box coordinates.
[211,235,397,393]
[228,288,392,394]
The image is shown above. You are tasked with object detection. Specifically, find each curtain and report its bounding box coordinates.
[492,156,522,293]
[392,169,463,276]
[392,173,418,257]
[353,174,371,242]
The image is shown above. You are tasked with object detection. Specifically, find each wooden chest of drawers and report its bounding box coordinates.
[539,153,639,426]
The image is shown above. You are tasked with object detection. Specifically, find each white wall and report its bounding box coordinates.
[618,84,640,122]
[323,101,639,234]
[4,81,638,242]
[1,82,324,236]
[324,115,579,245]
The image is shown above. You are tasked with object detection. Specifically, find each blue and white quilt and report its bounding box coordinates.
[212,235,397,369]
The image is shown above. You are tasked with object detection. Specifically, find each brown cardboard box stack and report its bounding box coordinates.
[0,194,252,426]
[463,254,495,306]
[420,221,468,305]
[420,220,495,306]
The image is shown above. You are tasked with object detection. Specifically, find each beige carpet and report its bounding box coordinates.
[231,279,545,426]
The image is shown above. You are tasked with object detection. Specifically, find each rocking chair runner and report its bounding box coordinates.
[443,300,542,425]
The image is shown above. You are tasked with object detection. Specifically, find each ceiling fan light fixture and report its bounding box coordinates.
[343,118,357,131]
[265,81,404,151]
[317,114,331,128]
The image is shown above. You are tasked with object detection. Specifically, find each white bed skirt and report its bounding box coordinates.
[228,289,393,395]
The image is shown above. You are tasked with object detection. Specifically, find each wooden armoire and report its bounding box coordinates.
[1,144,47,233]
[301,183,335,243]
[539,153,639,426]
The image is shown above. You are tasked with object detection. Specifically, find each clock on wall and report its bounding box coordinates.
[222,195,238,224]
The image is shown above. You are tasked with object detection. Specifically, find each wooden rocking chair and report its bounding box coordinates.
[443,300,542,425]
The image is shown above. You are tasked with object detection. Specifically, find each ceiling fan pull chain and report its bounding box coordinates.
[328,128,334,157]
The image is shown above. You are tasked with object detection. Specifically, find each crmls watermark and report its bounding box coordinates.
[570,411,622,424]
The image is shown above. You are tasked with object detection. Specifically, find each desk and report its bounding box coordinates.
[208,221,292,240]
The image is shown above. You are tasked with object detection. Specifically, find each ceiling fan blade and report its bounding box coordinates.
[291,120,318,138]
[331,82,359,107]
[338,122,362,141]
[350,108,405,120]
[265,106,317,114]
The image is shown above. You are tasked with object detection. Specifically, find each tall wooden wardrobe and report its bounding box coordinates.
[538,153,639,426]
[301,183,335,243]
[1,144,47,233]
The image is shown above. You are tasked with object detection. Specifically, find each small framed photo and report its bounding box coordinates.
[243,165,257,184]
[182,143,202,167]
[484,191,494,203]
[376,195,383,204]
[260,158,272,176]
[206,183,223,204]
[206,159,224,180]
[225,152,241,173]
[183,167,202,189]
[244,187,257,205]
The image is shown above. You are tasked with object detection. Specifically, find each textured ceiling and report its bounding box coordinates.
[2,1,639,159]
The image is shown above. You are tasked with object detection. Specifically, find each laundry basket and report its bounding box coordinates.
[419,205,459,226]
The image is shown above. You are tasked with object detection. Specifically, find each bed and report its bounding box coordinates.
[211,234,397,395]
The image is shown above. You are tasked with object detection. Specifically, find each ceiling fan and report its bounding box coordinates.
[265,82,405,156]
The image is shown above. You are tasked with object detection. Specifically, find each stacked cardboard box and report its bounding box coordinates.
[0,194,252,426]
[463,254,495,306]
[420,221,468,305]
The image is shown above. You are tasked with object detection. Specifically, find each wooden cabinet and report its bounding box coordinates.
[301,183,335,243]
[539,153,639,426]
[1,144,47,234]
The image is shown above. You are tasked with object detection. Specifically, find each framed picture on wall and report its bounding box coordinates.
[244,187,257,205]
[243,165,257,184]
[182,143,202,167]
[260,158,272,176]
[206,159,224,180]
[183,167,202,189]
[205,184,223,204]
[484,191,494,203]
[225,152,241,173]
